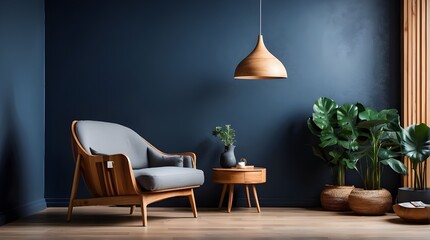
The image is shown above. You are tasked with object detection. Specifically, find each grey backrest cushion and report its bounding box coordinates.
[75,120,149,169]
[182,155,193,168]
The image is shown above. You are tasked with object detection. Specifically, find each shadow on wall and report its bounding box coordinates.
[0,100,23,225]
[193,138,226,207]
[265,112,328,206]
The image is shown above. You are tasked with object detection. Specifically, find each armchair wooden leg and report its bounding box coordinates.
[67,155,81,222]
[188,189,198,218]
[66,203,74,222]
[130,205,135,215]
[140,198,148,227]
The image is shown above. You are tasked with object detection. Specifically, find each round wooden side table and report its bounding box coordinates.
[212,167,266,213]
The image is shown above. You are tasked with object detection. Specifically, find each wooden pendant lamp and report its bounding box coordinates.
[234,0,287,79]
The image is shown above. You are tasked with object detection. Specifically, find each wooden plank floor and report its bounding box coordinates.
[0,207,429,239]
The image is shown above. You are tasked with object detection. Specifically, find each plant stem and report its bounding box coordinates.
[337,165,346,186]
[418,162,423,190]
[368,129,381,190]
[424,161,428,189]
[357,159,366,189]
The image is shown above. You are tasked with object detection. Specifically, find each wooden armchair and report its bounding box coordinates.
[67,120,205,226]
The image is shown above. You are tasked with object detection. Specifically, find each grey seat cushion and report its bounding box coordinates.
[133,167,205,191]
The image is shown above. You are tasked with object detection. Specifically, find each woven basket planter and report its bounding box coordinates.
[348,188,392,215]
[320,185,354,211]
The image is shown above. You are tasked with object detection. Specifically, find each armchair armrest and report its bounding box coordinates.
[80,153,141,196]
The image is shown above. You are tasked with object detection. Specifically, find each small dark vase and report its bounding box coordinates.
[220,145,236,168]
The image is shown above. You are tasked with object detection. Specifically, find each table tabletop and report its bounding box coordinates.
[212,167,265,172]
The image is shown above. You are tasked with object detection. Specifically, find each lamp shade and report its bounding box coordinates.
[234,35,287,79]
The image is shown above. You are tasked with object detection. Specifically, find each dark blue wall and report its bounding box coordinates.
[45,0,401,207]
[0,0,46,225]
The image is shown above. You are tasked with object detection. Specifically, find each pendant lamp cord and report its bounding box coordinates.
[259,0,262,35]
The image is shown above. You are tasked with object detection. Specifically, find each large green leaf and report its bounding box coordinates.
[350,144,373,160]
[319,126,338,148]
[357,108,400,131]
[311,146,331,164]
[312,97,338,129]
[356,120,387,129]
[380,158,408,175]
[378,148,400,159]
[337,140,351,149]
[307,118,321,137]
[338,138,359,151]
[328,150,342,165]
[400,123,430,163]
[379,109,399,119]
[311,146,346,168]
[337,104,358,131]
[339,156,359,170]
[337,103,359,150]
[358,108,379,121]
[380,131,399,143]
[381,109,401,131]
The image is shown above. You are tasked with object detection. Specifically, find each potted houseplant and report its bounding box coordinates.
[397,123,430,203]
[307,97,359,211]
[348,107,408,215]
[393,123,430,223]
[213,124,237,168]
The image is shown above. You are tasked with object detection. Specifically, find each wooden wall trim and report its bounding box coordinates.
[402,0,429,187]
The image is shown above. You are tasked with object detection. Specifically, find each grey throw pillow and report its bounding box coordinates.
[147,147,184,168]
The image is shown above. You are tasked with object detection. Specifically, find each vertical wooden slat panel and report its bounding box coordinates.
[408,0,413,187]
[423,0,430,186]
[403,0,408,187]
[402,0,429,188]
[406,0,413,187]
[417,0,421,126]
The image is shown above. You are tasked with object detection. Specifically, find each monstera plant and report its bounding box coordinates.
[308,97,360,211]
[308,97,360,186]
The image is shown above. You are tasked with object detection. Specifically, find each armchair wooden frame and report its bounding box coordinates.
[67,120,199,226]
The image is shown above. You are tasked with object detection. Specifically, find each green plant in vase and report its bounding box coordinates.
[396,123,430,204]
[308,97,360,185]
[212,124,237,168]
[348,107,408,215]
[212,125,236,147]
[353,108,408,189]
[307,97,360,211]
